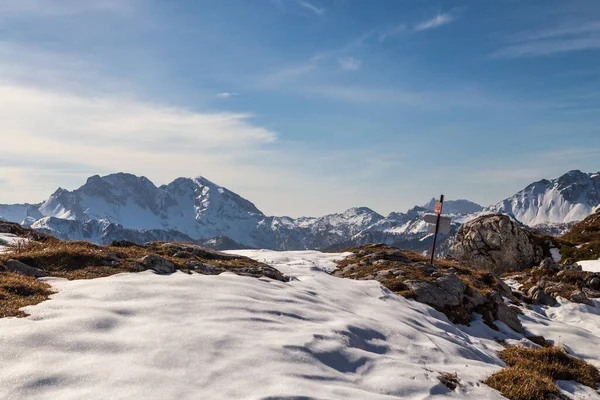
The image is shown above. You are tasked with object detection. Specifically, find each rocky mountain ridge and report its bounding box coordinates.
[1,170,598,250]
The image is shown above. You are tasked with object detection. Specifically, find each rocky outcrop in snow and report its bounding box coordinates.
[451,214,553,274]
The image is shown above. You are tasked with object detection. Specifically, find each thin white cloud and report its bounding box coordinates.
[298,1,325,16]
[338,57,362,71]
[0,0,135,16]
[414,13,455,32]
[378,24,407,42]
[493,21,600,58]
[217,92,239,98]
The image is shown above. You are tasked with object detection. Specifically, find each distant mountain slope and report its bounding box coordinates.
[486,170,600,228]
[1,170,599,250]
[423,198,483,214]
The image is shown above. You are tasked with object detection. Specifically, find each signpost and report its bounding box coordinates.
[428,195,444,264]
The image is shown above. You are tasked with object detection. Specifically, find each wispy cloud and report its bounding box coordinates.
[338,57,362,71]
[414,13,455,32]
[298,1,325,16]
[0,0,136,17]
[378,24,407,42]
[217,92,239,98]
[493,21,600,58]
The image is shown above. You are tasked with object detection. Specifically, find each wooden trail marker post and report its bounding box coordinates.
[429,194,444,264]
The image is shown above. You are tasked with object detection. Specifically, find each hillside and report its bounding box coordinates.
[560,207,600,261]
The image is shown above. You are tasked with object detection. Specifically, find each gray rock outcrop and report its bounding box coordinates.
[451,214,550,273]
[141,254,175,274]
[5,259,48,278]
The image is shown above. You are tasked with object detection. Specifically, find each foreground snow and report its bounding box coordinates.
[0,250,599,399]
[579,259,600,273]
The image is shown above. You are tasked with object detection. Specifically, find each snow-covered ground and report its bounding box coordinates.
[0,232,29,253]
[0,250,599,399]
[579,259,600,273]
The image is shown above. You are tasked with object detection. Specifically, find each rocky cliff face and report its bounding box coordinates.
[451,214,554,274]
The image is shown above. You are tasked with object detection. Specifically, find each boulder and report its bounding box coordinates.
[494,303,525,333]
[570,290,594,306]
[5,259,47,278]
[528,286,557,306]
[141,254,175,274]
[450,214,549,273]
[405,274,466,309]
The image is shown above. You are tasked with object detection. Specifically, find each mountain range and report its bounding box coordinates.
[1,170,599,251]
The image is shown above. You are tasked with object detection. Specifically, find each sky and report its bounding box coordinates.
[1,0,600,217]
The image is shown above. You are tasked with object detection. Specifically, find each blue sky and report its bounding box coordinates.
[1,0,600,217]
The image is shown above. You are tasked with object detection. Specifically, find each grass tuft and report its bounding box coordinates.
[484,345,600,400]
[0,272,54,318]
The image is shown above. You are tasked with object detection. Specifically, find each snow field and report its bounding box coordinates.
[0,250,599,399]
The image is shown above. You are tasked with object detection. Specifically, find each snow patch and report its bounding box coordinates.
[578,259,600,273]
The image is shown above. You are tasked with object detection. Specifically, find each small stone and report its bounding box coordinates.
[5,259,47,278]
[529,286,557,306]
[141,254,175,274]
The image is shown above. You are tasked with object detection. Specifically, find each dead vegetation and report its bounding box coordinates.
[437,372,460,391]
[560,210,600,262]
[484,346,600,400]
[0,222,286,318]
[336,244,511,301]
[0,272,54,318]
[333,244,520,326]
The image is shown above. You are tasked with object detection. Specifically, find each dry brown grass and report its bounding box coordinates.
[0,241,149,279]
[0,238,282,318]
[485,346,600,400]
[560,211,600,261]
[336,244,508,299]
[0,272,54,318]
[438,372,460,390]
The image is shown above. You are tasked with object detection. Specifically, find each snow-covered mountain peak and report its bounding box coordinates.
[486,170,600,227]
[423,198,483,214]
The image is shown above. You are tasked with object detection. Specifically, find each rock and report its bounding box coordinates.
[5,259,47,278]
[570,290,594,306]
[436,274,467,303]
[160,243,239,261]
[560,264,583,272]
[539,258,555,270]
[173,251,192,259]
[189,261,221,275]
[494,276,514,298]
[405,274,466,309]
[487,291,504,304]
[543,282,570,295]
[537,276,551,289]
[587,276,600,290]
[583,288,600,298]
[341,263,359,274]
[141,254,175,274]
[111,240,145,248]
[528,286,557,306]
[464,288,486,308]
[494,303,525,333]
[450,214,549,273]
